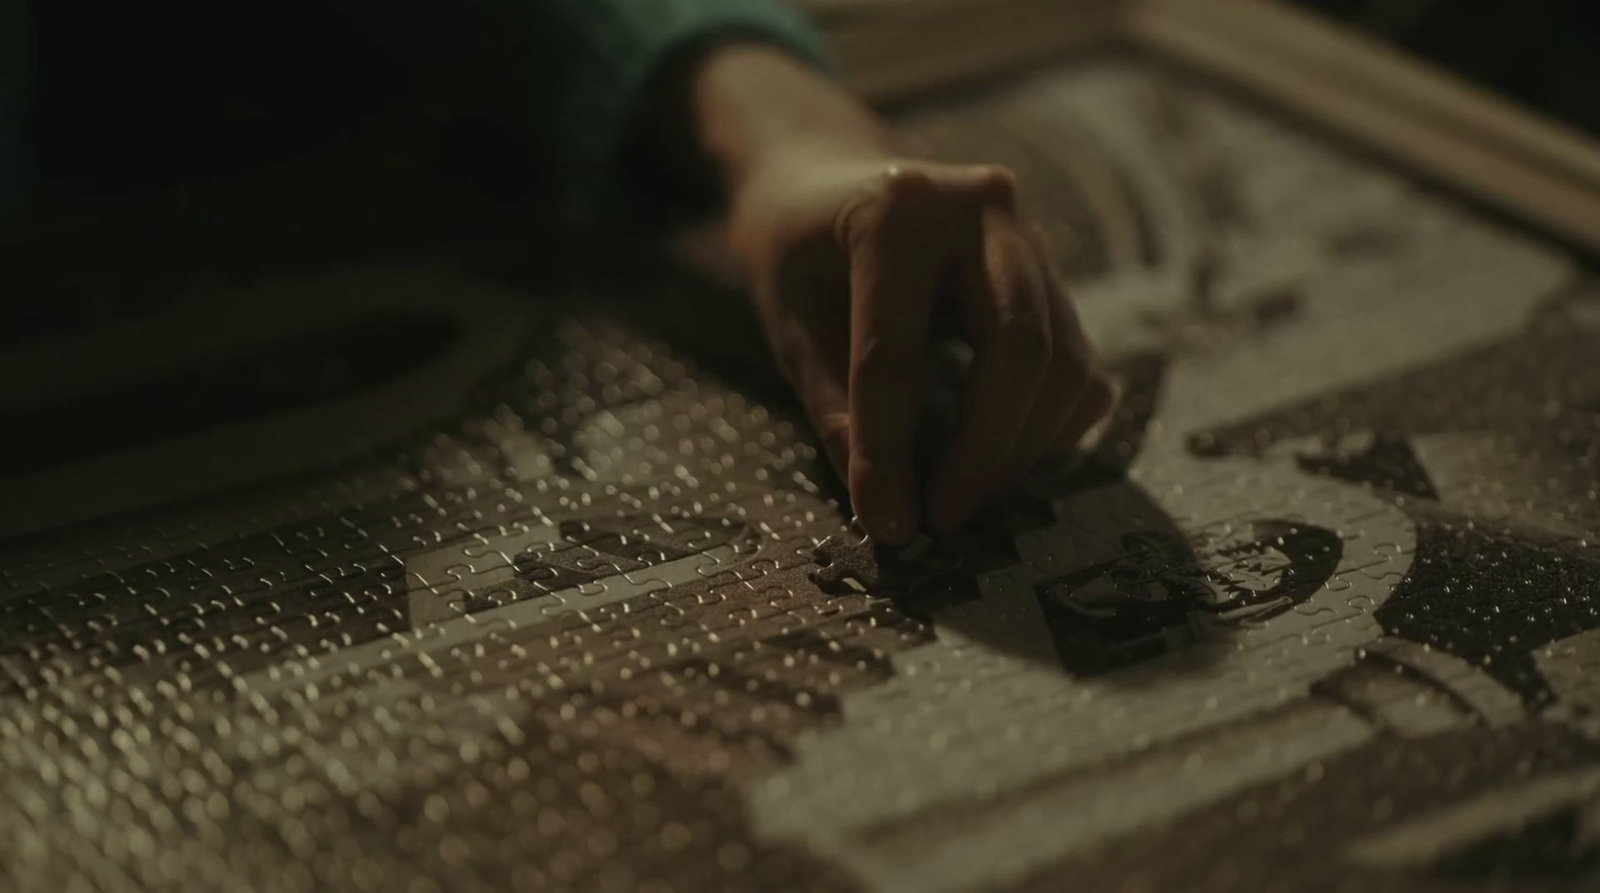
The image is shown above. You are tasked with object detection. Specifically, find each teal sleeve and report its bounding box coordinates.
[2,1,833,225]
[533,0,833,222]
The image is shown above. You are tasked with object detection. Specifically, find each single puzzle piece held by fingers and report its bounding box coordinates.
[809,523,963,596]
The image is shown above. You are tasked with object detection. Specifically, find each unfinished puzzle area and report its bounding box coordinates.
[4,58,1600,893]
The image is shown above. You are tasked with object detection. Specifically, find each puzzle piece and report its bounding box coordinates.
[809,525,962,595]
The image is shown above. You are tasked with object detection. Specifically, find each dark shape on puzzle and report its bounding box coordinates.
[1035,521,1342,674]
[1377,516,1600,707]
[808,497,1058,601]
[1291,433,1439,499]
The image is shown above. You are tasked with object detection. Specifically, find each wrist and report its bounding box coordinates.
[690,43,894,199]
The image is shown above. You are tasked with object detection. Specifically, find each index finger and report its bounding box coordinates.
[846,171,951,544]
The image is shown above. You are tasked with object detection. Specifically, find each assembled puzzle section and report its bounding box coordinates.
[2,55,1600,893]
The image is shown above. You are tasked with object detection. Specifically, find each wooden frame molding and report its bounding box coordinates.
[801,0,1600,256]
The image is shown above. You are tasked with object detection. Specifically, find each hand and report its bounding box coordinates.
[682,44,1114,543]
[730,150,1116,543]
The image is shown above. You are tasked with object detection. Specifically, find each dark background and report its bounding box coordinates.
[1296,0,1600,136]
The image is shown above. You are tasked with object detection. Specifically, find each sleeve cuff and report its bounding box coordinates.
[547,0,833,224]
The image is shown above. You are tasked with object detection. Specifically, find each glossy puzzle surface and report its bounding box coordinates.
[4,59,1600,892]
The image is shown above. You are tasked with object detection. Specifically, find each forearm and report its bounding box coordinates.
[687,43,895,199]
[527,0,843,218]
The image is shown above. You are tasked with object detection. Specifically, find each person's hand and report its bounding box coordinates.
[680,43,1114,543]
[729,150,1116,543]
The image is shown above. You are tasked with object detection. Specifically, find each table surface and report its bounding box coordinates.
[3,49,1599,893]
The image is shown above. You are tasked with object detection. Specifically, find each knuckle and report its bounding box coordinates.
[882,165,937,202]
[977,164,1019,206]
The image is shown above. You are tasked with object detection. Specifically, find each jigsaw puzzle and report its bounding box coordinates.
[3,55,1600,893]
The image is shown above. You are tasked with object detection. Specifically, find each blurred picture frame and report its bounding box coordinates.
[799,0,1600,256]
